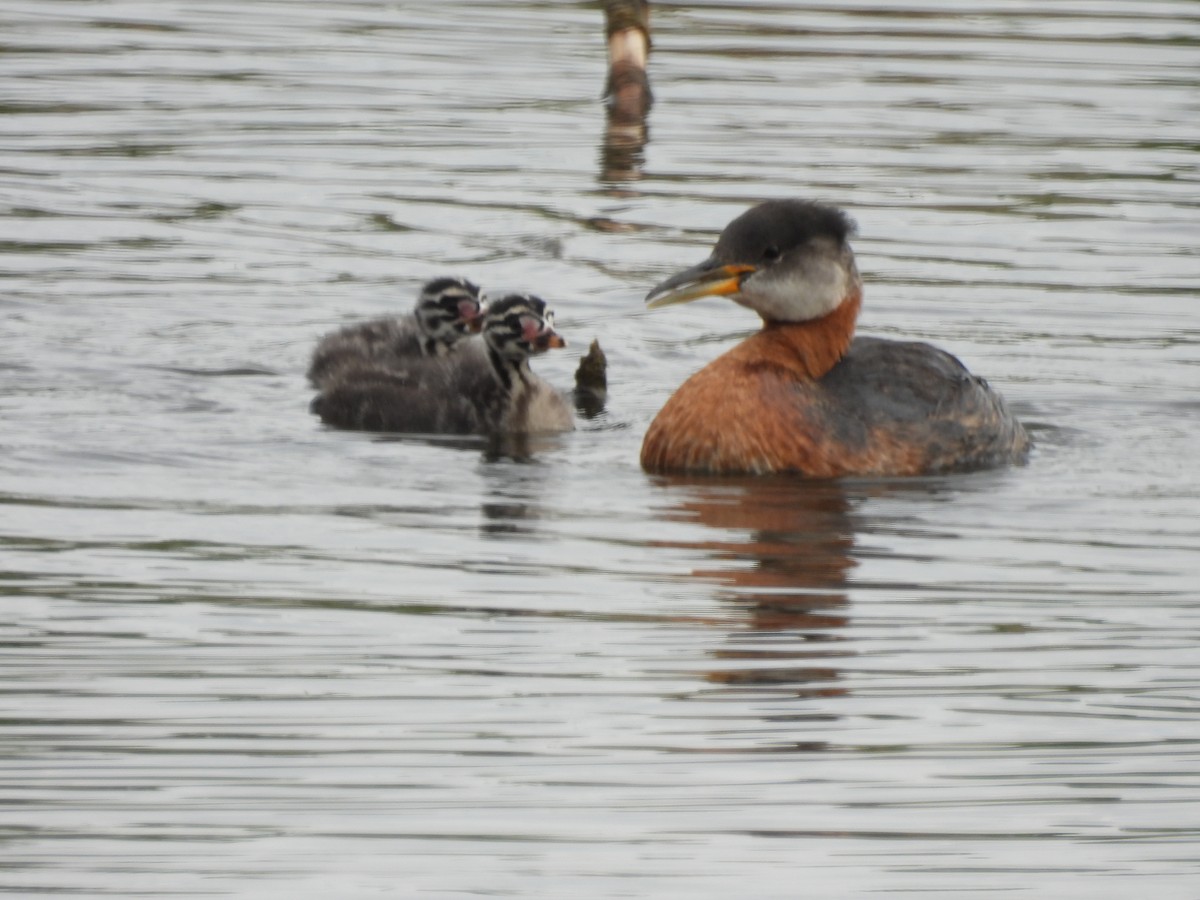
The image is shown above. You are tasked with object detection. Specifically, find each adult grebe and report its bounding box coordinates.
[640,199,1031,477]
[307,276,483,389]
[312,294,574,435]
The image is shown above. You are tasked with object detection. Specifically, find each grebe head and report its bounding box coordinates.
[646,200,861,324]
[414,276,485,350]
[482,293,567,363]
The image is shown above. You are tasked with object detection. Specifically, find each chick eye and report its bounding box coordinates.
[762,245,782,262]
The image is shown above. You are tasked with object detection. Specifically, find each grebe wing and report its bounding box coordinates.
[810,336,1030,474]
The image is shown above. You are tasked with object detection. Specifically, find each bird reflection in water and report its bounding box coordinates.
[476,451,559,538]
[652,476,861,700]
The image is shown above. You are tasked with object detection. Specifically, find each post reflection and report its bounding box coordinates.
[600,0,652,187]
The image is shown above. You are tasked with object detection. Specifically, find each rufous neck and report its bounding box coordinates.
[760,289,861,379]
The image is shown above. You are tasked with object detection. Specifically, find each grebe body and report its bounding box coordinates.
[641,200,1030,477]
[312,294,573,436]
[308,277,483,389]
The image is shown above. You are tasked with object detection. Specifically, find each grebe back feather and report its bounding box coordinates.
[307,276,483,389]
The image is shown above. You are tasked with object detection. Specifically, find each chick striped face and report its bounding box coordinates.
[414,277,484,349]
[482,294,567,362]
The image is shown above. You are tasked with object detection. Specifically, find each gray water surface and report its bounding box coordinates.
[2,1,1199,897]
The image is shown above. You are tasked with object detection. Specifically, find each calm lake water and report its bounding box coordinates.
[2,1,1199,896]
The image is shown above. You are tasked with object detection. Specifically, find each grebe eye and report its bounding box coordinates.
[762,245,781,262]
